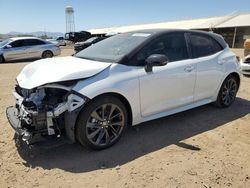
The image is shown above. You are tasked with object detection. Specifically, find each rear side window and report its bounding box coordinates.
[190,34,223,58]
[210,38,223,53]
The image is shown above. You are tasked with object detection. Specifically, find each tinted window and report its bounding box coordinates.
[24,39,45,46]
[10,40,25,48]
[190,34,221,58]
[132,33,189,66]
[210,38,223,53]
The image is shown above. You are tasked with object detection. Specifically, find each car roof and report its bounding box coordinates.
[128,28,217,36]
[9,37,43,41]
[126,29,227,49]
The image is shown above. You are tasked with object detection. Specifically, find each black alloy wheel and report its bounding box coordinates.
[215,75,238,108]
[76,96,127,150]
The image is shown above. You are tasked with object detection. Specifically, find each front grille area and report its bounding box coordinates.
[15,85,23,96]
[15,85,34,98]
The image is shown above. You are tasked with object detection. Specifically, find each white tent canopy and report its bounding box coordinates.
[89,13,250,34]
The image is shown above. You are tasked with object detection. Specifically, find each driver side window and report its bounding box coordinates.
[10,40,24,48]
[132,33,189,66]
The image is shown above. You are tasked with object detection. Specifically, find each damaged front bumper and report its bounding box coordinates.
[6,86,88,147]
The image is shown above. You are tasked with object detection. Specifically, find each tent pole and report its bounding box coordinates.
[232,27,237,48]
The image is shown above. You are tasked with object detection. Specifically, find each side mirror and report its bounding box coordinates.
[145,54,169,72]
[5,44,12,48]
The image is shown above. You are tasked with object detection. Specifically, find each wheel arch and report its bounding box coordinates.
[213,71,241,102]
[226,72,241,91]
[86,92,133,126]
[42,50,54,58]
[65,91,133,144]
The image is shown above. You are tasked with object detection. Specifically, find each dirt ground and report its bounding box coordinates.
[0,48,249,188]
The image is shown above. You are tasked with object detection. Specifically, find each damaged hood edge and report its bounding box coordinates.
[16,56,112,89]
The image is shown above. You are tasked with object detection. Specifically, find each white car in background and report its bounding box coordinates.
[0,37,61,63]
[240,54,250,76]
[6,29,240,150]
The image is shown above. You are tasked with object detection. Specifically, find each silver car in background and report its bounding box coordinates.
[0,37,61,63]
[47,37,66,46]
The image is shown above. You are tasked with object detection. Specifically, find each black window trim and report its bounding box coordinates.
[126,31,191,66]
[188,32,224,59]
[23,39,46,46]
[9,39,25,48]
[209,36,224,53]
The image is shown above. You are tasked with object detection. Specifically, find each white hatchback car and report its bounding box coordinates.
[6,29,241,150]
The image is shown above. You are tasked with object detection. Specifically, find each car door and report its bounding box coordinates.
[188,33,225,102]
[137,33,197,117]
[24,39,46,58]
[3,39,27,61]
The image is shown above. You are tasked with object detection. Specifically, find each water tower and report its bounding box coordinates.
[65,6,75,33]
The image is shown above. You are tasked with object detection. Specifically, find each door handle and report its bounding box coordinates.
[184,66,194,72]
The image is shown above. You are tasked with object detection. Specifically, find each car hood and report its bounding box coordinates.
[17,56,112,89]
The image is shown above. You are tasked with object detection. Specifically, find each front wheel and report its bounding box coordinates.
[214,75,239,108]
[76,96,128,150]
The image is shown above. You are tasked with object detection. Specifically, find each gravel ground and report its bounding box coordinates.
[0,48,249,188]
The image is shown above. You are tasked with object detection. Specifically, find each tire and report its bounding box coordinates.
[214,75,239,108]
[0,55,4,63]
[42,50,53,58]
[76,95,128,150]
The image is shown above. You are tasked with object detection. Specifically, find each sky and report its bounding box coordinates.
[0,0,250,34]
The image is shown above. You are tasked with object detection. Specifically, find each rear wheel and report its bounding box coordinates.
[0,55,4,63]
[214,75,239,108]
[76,96,128,150]
[42,50,53,58]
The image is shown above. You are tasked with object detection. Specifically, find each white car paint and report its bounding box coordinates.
[71,46,239,125]
[7,29,242,149]
[240,54,250,75]
[17,56,112,89]
[138,58,196,117]
[15,48,240,126]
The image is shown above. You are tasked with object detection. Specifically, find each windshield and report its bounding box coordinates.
[0,39,12,47]
[75,32,151,62]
